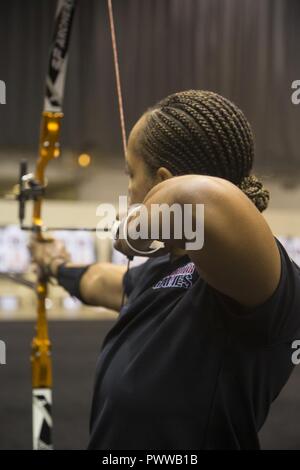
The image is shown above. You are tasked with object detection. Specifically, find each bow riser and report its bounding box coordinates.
[33,111,63,230]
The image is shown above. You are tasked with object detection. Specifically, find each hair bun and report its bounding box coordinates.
[238,175,270,212]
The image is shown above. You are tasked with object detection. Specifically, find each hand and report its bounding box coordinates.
[113,176,198,259]
[113,210,169,258]
[113,237,169,258]
[29,235,71,276]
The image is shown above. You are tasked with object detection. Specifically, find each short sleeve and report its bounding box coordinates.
[122,254,171,299]
[210,237,300,346]
[123,262,148,298]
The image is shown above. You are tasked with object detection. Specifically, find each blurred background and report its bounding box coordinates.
[0,0,299,450]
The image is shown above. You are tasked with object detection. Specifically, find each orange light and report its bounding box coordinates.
[47,121,59,132]
[78,153,91,167]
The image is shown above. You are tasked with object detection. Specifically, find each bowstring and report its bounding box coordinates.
[107,0,132,309]
[107,0,127,159]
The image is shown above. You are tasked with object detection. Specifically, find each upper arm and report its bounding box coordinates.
[186,177,281,309]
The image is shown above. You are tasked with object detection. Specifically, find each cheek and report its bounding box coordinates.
[128,175,154,205]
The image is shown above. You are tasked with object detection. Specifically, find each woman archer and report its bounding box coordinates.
[31,90,300,450]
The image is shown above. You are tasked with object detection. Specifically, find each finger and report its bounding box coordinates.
[113,238,136,258]
[140,244,170,258]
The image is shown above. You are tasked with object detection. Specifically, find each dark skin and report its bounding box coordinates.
[30,114,281,310]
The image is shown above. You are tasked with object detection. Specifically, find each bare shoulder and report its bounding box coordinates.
[186,176,281,309]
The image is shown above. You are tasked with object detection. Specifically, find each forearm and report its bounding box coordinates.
[79,262,127,310]
[124,175,211,254]
[52,261,126,311]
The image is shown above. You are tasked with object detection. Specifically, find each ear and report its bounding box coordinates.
[156,166,174,182]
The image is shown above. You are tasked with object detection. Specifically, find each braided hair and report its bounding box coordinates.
[133,90,269,212]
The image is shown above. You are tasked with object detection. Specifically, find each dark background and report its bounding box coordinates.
[0,320,300,450]
[0,0,299,177]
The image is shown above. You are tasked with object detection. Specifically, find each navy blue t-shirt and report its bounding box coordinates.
[88,237,300,450]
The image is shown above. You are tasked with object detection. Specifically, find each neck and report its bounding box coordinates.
[169,246,187,261]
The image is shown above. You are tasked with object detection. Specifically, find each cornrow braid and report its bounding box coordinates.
[135,90,269,212]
